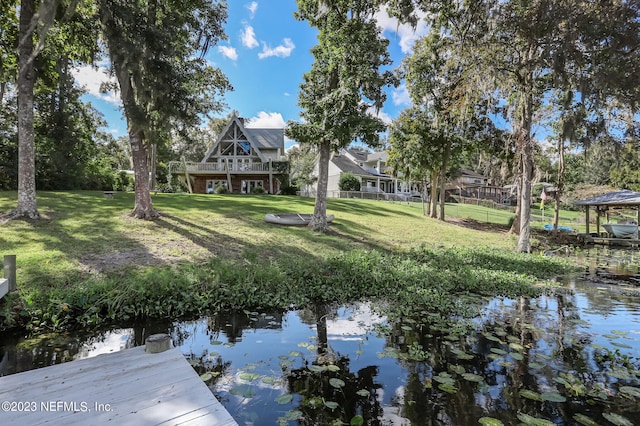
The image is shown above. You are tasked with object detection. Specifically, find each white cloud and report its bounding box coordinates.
[283,92,291,97]
[392,84,411,107]
[367,106,393,125]
[241,25,259,49]
[258,38,295,59]
[71,65,120,105]
[246,2,258,19]
[245,111,286,128]
[374,9,429,54]
[218,45,238,61]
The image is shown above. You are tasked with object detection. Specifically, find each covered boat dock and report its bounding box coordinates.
[574,190,640,246]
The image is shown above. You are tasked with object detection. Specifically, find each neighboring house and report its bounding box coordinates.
[445,169,506,202]
[302,147,421,199]
[168,113,288,194]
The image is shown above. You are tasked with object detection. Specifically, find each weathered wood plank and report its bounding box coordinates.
[0,278,7,300]
[0,346,237,426]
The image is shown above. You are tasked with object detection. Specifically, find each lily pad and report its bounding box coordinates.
[437,383,458,393]
[450,364,466,375]
[274,393,293,405]
[284,410,303,421]
[238,372,260,381]
[324,400,339,410]
[602,413,633,426]
[490,348,507,355]
[516,413,555,426]
[541,391,566,402]
[329,378,346,388]
[519,389,543,401]
[350,415,364,426]
[309,365,326,373]
[528,362,544,369]
[326,364,341,372]
[508,342,524,351]
[451,348,474,360]
[478,418,505,426]
[462,373,484,382]
[261,376,277,385]
[200,372,213,381]
[510,352,524,361]
[572,413,600,426]
[610,341,633,349]
[619,386,640,398]
[356,389,370,397]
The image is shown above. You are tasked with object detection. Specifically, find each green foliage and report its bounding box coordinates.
[251,186,266,194]
[338,173,360,191]
[215,185,228,194]
[1,243,575,332]
[114,171,134,192]
[609,142,640,191]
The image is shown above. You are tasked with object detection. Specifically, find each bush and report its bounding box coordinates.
[114,171,134,191]
[339,173,361,191]
[280,185,298,195]
[251,186,266,194]
[215,185,229,194]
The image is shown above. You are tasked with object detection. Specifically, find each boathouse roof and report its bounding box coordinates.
[574,190,640,206]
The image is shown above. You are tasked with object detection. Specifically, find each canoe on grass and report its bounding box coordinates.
[264,213,334,226]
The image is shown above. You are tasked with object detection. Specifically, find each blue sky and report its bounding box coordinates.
[72,2,428,149]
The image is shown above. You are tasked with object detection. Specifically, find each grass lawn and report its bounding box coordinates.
[0,191,575,332]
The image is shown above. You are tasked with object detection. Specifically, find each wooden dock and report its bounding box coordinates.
[0,340,237,425]
[579,233,640,248]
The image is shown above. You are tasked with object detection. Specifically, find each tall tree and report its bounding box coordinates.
[286,0,396,232]
[97,0,231,219]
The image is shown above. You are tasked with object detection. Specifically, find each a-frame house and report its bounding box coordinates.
[169,113,288,194]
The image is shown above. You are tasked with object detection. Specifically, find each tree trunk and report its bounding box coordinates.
[552,137,565,237]
[15,0,39,219]
[438,142,451,221]
[130,126,158,219]
[309,139,331,232]
[516,92,534,253]
[429,170,438,218]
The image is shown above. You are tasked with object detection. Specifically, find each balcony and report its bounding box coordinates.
[168,161,271,175]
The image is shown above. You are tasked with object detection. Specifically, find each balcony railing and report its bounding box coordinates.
[168,161,275,174]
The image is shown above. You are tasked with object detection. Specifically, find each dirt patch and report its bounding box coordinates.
[447,217,510,233]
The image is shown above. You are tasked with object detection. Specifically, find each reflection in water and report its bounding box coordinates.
[2,249,640,425]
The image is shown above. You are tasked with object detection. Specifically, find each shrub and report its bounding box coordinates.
[339,173,361,191]
[251,186,266,194]
[215,185,229,194]
[280,185,298,195]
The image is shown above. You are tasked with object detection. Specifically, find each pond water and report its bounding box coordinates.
[2,248,640,425]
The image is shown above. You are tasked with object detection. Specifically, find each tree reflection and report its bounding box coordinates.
[286,303,385,425]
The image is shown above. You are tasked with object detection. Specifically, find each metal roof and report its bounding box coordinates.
[574,190,640,206]
[244,128,284,150]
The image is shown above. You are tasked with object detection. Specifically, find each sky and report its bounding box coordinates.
[72,2,428,150]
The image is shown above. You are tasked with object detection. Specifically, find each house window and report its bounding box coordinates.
[206,180,227,193]
[241,180,263,194]
[238,141,251,156]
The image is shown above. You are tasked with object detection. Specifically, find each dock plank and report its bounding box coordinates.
[0,346,237,426]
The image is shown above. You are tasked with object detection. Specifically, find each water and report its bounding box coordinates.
[2,248,640,425]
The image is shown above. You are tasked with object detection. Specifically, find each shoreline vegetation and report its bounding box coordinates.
[0,191,577,334]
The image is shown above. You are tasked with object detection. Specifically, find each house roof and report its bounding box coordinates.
[367,151,388,162]
[244,128,284,150]
[459,169,486,179]
[201,113,284,163]
[331,154,390,178]
[574,190,640,206]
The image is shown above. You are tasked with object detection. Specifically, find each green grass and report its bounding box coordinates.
[0,191,576,332]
